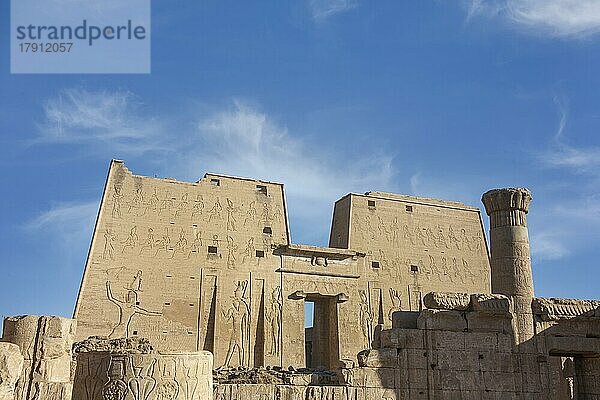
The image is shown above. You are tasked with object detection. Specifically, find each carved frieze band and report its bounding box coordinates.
[532,297,600,321]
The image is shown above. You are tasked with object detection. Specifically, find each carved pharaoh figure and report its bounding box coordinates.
[359,290,374,349]
[222,281,251,367]
[267,286,282,356]
[106,280,162,338]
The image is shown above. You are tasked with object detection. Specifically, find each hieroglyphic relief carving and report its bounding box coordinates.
[103,230,117,260]
[222,281,251,367]
[154,229,172,257]
[225,199,238,231]
[359,290,374,350]
[226,236,237,268]
[187,232,203,259]
[175,193,189,217]
[191,195,204,219]
[122,226,139,254]
[128,189,144,215]
[171,229,188,259]
[158,192,174,216]
[244,201,257,227]
[267,286,282,356]
[112,185,124,219]
[261,202,271,224]
[128,356,156,400]
[139,228,155,255]
[241,238,255,264]
[208,199,223,222]
[388,289,402,321]
[106,279,162,339]
[181,358,199,400]
[102,356,128,400]
[155,358,179,400]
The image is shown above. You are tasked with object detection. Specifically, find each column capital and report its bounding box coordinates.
[482,188,532,216]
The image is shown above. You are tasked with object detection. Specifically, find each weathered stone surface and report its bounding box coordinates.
[417,309,467,331]
[2,315,76,400]
[0,342,23,400]
[73,350,213,400]
[423,292,471,311]
[357,348,398,368]
[470,293,512,313]
[532,297,600,321]
[73,335,153,354]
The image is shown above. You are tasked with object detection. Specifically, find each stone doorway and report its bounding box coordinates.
[549,353,600,399]
[304,294,340,370]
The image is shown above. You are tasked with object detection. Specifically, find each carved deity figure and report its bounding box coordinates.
[244,201,257,226]
[241,237,256,263]
[122,226,139,253]
[267,286,282,356]
[103,229,116,260]
[359,290,374,349]
[175,193,189,217]
[225,198,238,231]
[139,228,155,255]
[106,280,162,338]
[208,198,223,222]
[261,202,271,223]
[148,188,160,213]
[112,185,124,218]
[226,236,237,268]
[171,229,188,259]
[128,270,143,292]
[191,195,204,219]
[128,188,144,214]
[188,232,203,258]
[222,281,251,367]
[154,229,172,257]
[388,288,402,321]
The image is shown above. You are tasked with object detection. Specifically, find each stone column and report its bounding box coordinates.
[2,315,76,400]
[482,188,534,344]
[72,337,213,400]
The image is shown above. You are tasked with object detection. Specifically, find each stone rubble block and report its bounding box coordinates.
[417,309,467,332]
[357,348,399,368]
[423,292,471,311]
[0,342,24,400]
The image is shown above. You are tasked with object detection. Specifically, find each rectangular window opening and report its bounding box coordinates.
[263,227,272,235]
[208,246,218,254]
[371,261,380,269]
[410,265,419,272]
[256,250,265,258]
[132,330,138,335]
[210,178,220,186]
[406,205,413,212]
[256,185,268,195]
[368,200,376,208]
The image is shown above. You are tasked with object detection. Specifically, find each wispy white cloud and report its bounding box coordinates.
[465,0,600,38]
[308,0,358,21]
[24,201,99,265]
[539,95,600,173]
[35,88,164,155]
[529,95,600,261]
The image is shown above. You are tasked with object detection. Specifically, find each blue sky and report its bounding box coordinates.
[2,0,600,320]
